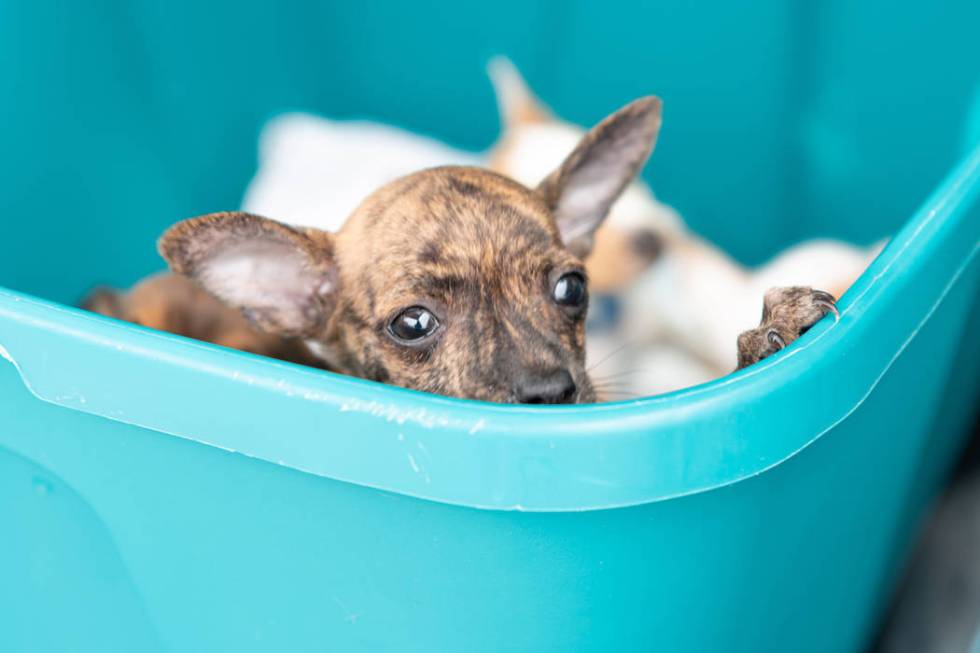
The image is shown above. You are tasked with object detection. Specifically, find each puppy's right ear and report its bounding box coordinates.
[487,56,552,130]
[158,212,338,337]
[537,96,662,258]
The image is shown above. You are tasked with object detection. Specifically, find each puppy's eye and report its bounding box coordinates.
[388,306,440,342]
[553,272,587,308]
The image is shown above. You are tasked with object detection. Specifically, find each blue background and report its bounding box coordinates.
[1,0,978,301]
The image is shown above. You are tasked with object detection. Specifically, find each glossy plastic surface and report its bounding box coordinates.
[1,2,978,651]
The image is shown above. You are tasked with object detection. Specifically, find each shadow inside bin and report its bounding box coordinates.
[0,448,164,652]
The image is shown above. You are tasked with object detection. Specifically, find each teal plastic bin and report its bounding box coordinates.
[1,2,979,652]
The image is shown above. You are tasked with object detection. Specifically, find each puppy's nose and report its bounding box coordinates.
[516,369,577,405]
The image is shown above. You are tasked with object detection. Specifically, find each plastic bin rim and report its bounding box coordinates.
[0,143,978,511]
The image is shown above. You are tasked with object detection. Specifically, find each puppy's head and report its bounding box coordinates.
[160,97,661,403]
[487,57,683,294]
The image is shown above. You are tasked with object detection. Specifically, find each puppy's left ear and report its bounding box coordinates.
[158,212,338,337]
[537,96,662,257]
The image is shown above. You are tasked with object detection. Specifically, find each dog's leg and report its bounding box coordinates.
[736,287,838,369]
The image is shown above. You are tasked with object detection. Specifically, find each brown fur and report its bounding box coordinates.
[316,167,588,401]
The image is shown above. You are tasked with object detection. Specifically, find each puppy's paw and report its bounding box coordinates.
[736,287,838,369]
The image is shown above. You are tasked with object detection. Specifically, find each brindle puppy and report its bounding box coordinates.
[86,97,836,402]
[154,98,664,403]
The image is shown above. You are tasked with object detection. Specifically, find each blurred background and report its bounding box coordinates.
[1,1,978,651]
[1,0,978,302]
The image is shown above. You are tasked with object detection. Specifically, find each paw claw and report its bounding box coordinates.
[736,286,839,369]
[766,328,786,350]
[812,290,839,321]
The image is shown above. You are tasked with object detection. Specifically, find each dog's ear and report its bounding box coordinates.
[537,97,662,257]
[487,56,552,129]
[158,212,338,337]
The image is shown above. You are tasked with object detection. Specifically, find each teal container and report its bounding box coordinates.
[1,2,978,652]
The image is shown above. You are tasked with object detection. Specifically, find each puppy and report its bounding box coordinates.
[88,98,668,403]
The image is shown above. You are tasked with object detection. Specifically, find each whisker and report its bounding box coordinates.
[591,369,645,382]
[586,339,638,374]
